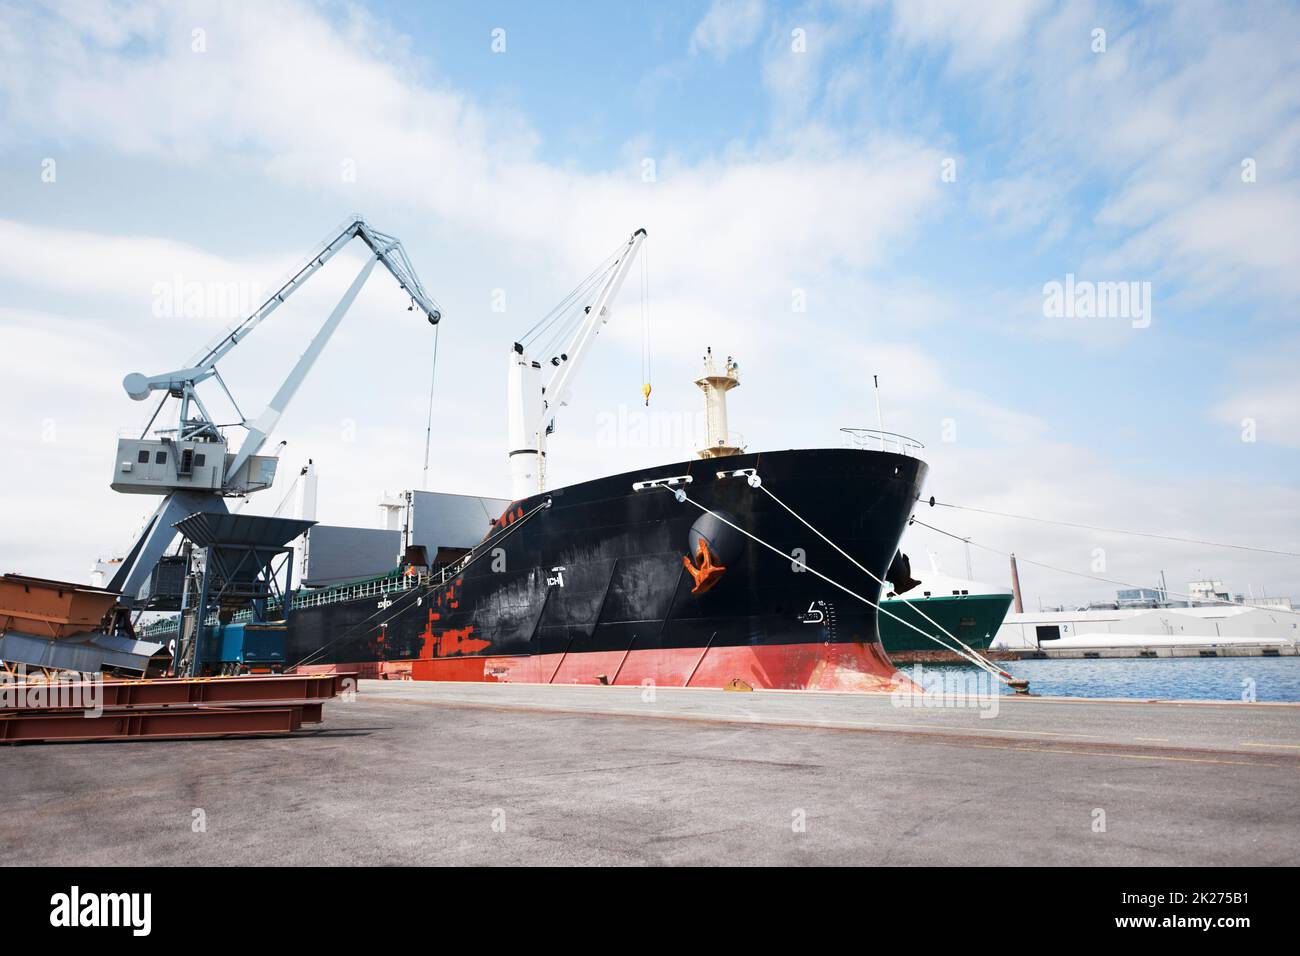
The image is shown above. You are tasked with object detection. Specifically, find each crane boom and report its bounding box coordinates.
[543,228,646,427]
[191,219,439,370]
[507,228,645,499]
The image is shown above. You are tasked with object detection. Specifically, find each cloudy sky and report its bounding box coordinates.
[1,0,1297,607]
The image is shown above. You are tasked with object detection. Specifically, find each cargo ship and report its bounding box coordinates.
[288,445,927,690]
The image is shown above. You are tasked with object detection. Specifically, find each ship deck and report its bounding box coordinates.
[3,680,1297,866]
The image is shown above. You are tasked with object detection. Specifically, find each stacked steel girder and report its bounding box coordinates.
[0,672,355,743]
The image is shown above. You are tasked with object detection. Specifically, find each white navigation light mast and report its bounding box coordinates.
[695,347,743,458]
[507,228,646,499]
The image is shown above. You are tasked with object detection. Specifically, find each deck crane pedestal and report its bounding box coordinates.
[108,217,442,619]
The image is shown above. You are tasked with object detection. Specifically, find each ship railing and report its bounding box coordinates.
[703,430,746,452]
[839,427,925,457]
[137,569,433,637]
[289,571,428,611]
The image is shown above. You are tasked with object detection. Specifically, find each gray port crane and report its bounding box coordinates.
[109,217,441,610]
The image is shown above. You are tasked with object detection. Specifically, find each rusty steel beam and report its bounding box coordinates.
[0,673,351,742]
[2,672,357,712]
[0,706,308,743]
[3,700,326,721]
[99,672,353,707]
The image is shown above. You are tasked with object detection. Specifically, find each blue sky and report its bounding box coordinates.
[1,0,1297,605]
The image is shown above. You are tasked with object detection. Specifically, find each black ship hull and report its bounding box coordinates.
[289,447,926,690]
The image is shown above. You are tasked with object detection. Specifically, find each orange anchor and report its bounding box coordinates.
[683,537,726,594]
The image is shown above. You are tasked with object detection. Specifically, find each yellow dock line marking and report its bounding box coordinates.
[971,743,1288,768]
[1240,741,1300,750]
[1134,736,1170,742]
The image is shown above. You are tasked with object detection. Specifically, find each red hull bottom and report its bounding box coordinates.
[297,641,904,692]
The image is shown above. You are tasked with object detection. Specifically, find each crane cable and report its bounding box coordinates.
[519,245,621,349]
[909,515,1300,617]
[271,468,304,517]
[533,271,603,358]
[640,238,651,406]
[536,297,590,364]
[533,256,619,365]
[926,499,1299,558]
[421,320,441,490]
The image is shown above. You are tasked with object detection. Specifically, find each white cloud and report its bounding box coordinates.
[690,0,766,61]
[941,0,1300,310]
[890,0,1047,70]
[860,0,1300,317]
[1210,346,1300,449]
[971,173,1074,244]
[0,218,272,310]
[1093,187,1300,303]
[0,2,944,308]
[819,339,1050,446]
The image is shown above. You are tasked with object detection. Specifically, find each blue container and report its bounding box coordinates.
[200,622,287,671]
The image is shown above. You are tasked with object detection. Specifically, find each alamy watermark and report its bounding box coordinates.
[151,274,265,321]
[1043,273,1151,328]
[1,666,103,718]
[49,886,150,936]
[890,663,1000,718]
[595,404,707,450]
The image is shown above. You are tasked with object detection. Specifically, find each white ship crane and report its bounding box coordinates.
[507,228,646,499]
[108,217,442,607]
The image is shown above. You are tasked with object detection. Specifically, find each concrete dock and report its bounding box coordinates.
[2,680,1298,866]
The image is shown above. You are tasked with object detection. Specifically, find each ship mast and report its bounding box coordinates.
[695,347,744,458]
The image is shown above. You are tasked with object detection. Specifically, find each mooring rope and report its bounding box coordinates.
[755,480,1021,683]
[664,485,1017,686]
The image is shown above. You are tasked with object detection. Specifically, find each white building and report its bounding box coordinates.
[992,605,1300,658]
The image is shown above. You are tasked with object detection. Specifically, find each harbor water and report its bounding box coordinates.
[912,656,1300,702]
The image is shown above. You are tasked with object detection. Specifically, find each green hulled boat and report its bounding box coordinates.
[879,569,1014,661]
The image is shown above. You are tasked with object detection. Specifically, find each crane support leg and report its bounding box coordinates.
[108,491,230,607]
